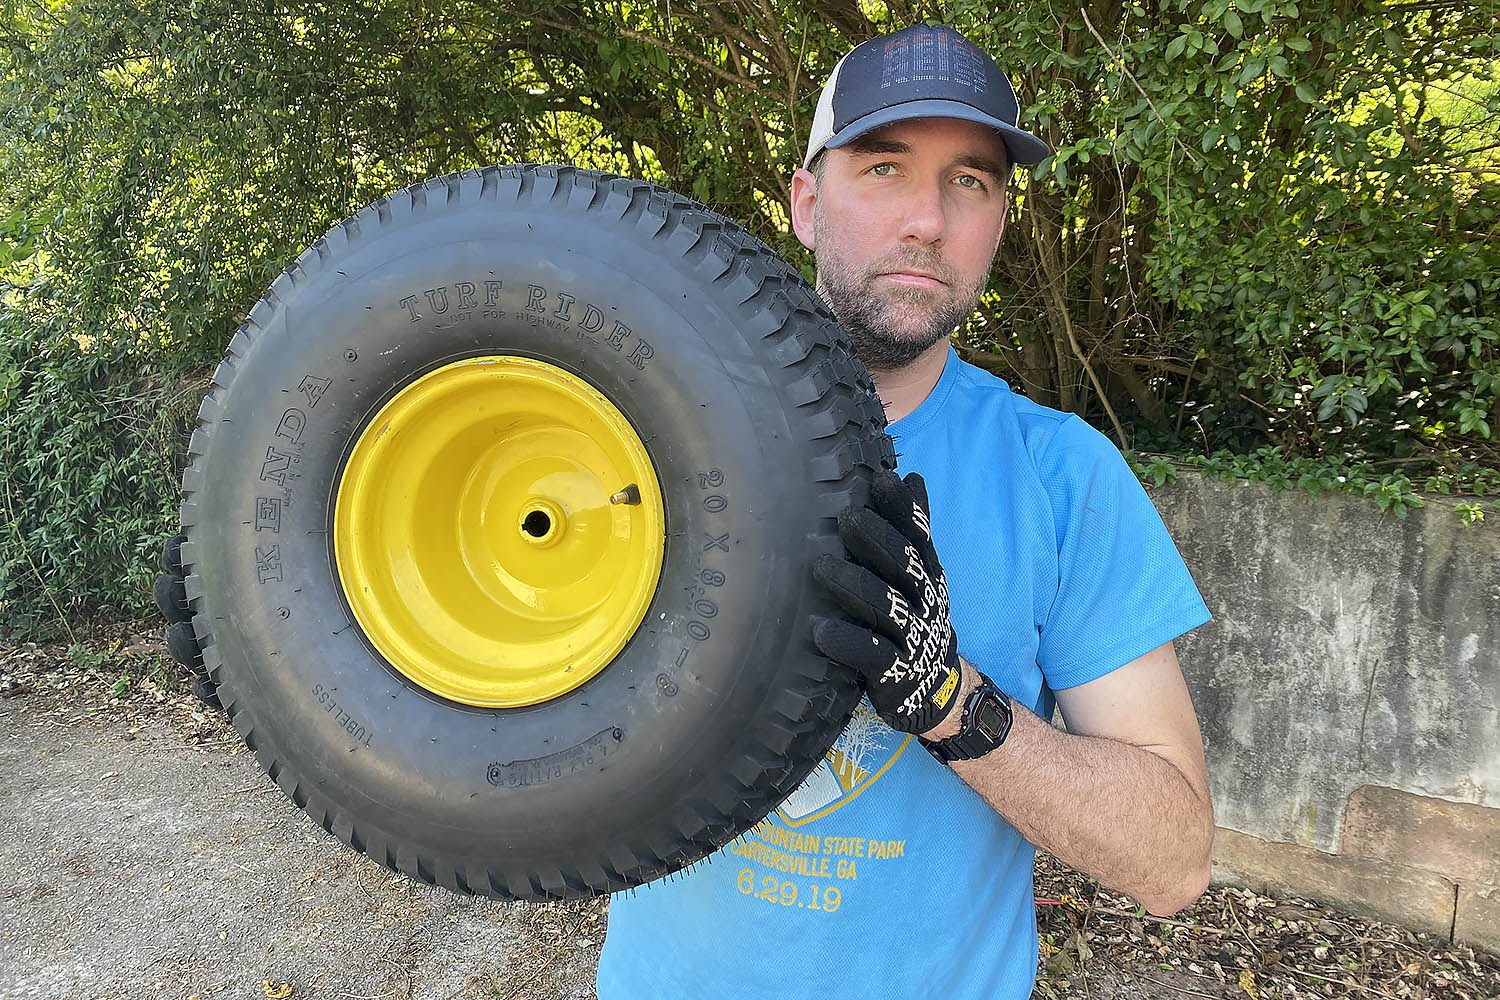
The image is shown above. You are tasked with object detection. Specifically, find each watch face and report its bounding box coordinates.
[975,698,1009,739]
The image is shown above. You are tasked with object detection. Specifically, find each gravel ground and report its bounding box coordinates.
[4,630,1498,1000]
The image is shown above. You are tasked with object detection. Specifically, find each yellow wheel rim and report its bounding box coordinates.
[333,357,666,708]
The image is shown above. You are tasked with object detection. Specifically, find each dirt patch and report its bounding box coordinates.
[1032,854,1500,999]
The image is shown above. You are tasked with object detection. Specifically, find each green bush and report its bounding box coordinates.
[956,0,1499,476]
[0,320,201,638]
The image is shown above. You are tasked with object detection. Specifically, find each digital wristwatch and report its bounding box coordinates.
[922,672,1014,764]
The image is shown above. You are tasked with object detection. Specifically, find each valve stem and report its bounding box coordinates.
[610,484,642,506]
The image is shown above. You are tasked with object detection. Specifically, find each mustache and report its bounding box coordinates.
[863,248,959,285]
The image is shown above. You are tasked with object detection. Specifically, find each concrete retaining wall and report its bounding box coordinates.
[1153,473,1500,948]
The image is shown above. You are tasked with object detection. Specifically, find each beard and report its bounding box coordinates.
[813,211,990,372]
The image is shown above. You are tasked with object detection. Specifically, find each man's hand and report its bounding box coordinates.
[811,470,963,736]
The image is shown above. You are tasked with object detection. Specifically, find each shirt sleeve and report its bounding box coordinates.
[1032,416,1211,690]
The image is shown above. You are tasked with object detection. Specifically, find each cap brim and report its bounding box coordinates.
[823,99,1052,168]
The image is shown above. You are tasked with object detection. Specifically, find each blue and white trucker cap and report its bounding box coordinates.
[803,24,1052,171]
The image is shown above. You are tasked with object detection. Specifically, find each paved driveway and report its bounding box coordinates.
[0,699,602,1000]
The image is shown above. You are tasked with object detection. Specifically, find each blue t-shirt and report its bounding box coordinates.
[597,348,1211,999]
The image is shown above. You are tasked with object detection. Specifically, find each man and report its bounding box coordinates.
[596,23,1214,999]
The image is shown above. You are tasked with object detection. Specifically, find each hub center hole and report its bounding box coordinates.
[522,510,552,538]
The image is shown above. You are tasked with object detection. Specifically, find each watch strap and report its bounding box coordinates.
[922,673,1013,764]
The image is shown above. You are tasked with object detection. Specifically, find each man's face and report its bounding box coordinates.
[791,117,1010,372]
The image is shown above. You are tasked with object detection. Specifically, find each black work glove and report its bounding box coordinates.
[811,470,962,736]
[154,532,222,710]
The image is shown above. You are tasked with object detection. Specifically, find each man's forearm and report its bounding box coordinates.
[931,663,1214,915]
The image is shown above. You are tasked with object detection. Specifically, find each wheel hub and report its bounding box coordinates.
[333,356,666,707]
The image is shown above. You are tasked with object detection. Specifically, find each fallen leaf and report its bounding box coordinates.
[1045,948,1076,977]
[262,981,293,999]
[1238,968,1258,1000]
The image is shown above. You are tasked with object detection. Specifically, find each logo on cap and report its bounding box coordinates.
[802,24,1052,170]
[879,28,987,94]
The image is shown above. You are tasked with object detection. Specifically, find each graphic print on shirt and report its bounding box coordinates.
[721,699,914,916]
[779,699,911,827]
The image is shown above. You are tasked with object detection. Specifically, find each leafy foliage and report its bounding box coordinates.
[952,0,1499,476]
[0,320,201,637]
[1130,444,1498,522]
[1,0,1496,635]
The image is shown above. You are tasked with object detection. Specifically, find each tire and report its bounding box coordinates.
[164,620,202,669]
[154,573,190,624]
[192,674,222,710]
[178,164,893,900]
[161,532,186,576]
